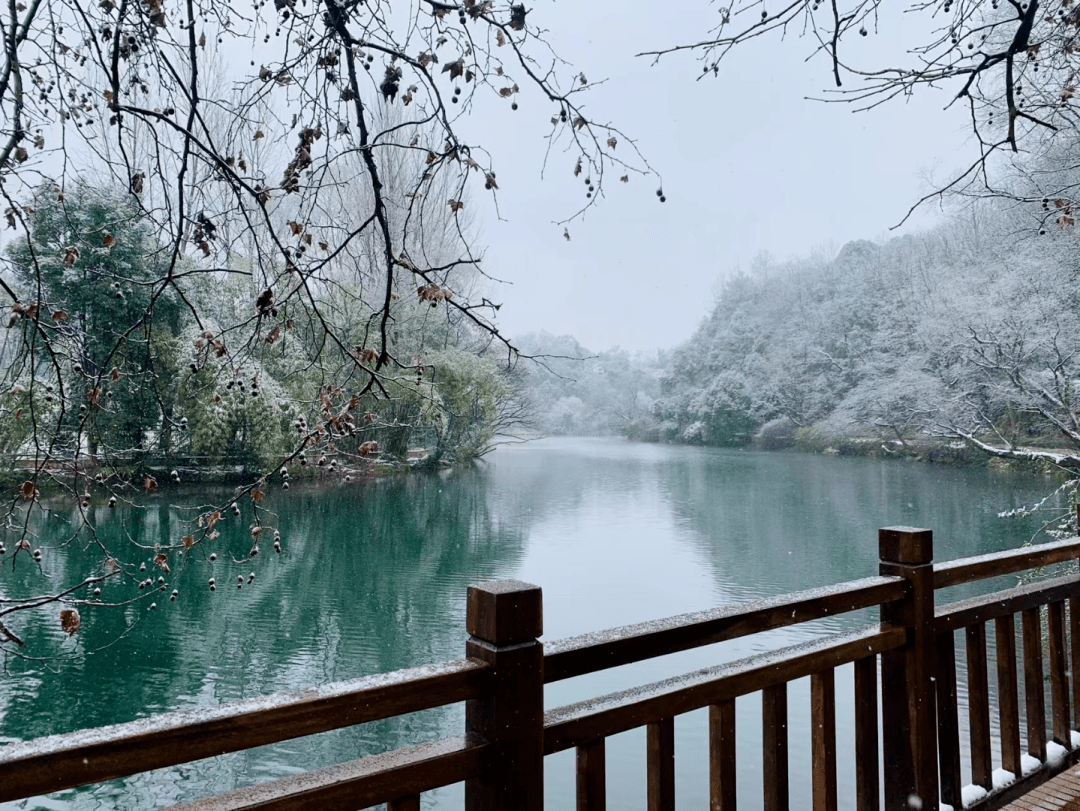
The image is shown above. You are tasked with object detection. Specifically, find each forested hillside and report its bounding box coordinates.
[513,332,663,438]
[654,202,1080,462]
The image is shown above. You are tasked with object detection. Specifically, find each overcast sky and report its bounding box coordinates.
[456,1,975,353]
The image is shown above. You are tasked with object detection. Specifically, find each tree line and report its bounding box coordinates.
[0,182,523,473]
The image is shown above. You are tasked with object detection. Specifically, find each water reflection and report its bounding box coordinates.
[0,438,1064,810]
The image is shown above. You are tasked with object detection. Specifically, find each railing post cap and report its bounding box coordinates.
[467,580,542,645]
[879,526,933,565]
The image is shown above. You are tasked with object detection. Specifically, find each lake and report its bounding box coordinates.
[0,438,1068,809]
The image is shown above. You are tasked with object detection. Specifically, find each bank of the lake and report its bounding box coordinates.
[0,438,1068,810]
[633,423,1078,475]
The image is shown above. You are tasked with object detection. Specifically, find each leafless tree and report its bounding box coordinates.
[0,0,654,653]
[645,0,1080,222]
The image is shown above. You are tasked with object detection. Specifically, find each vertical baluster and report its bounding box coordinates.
[811,668,837,811]
[1071,597,1080,733]
[577,739,606,811]
[1048,601,1071,746]
[936,631,963,811]
[966,622,993,791]
[1022,605,1047,762]
[853,657,879,811]
[995,614,1022,778]
[762,684,788,811]
[647,717,675,811]
[711,699,737,810]
[388,795,420,811]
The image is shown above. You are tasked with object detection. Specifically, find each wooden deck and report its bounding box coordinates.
[1003,766,1080,810]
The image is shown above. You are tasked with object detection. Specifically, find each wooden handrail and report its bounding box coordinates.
[160,737,488,811]
[933,537,1080,589]
[544,575,906,683]
[543,624,905,755]
[0,657,490,802]
[934,572,1080,632]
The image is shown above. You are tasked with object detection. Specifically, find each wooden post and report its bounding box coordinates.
[576,739,606,811]
[994,615,1022,779]
[854,657,880,811]
[465,580,544,811]
[762,684,789,811]
[811,669,838,811]
[710,700,737,810]
[647,717,675,811]
[966,623,992,791]
[1048,601,1071,746]
[879,527,938,811]
[936,631,963,811]
[1022,606,1047,762]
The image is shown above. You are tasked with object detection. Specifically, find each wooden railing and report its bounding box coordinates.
[2,526,1080,810]
[934,536,1080,810]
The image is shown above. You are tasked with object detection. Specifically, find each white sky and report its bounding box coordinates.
[460,1,975,353]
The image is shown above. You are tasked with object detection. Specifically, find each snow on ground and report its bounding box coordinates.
[1073,729,1080,748]
[1048,741,1069,762]
[1022,753,1043,775]
[992,768,1016,789]
[961,784,988,806]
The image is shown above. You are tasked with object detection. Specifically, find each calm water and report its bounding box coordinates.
[0,439,1067,809]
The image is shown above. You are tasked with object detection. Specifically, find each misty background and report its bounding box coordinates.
[471,0,972,352]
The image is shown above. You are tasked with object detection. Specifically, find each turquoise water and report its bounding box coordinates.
[0,439,1066,809]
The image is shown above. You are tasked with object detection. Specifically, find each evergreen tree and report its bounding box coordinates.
[6,184,182,456]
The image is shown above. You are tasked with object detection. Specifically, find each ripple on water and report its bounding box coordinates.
[0,439,1066,811]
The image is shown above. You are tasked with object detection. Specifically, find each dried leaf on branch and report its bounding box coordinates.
[60,609,81,636]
